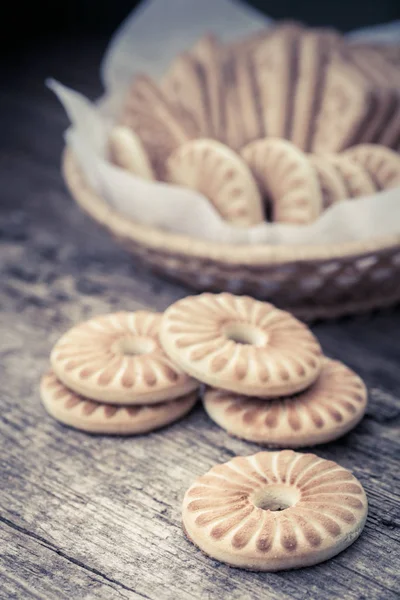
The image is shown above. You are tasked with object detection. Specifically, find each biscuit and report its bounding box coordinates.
[120,74,195,177]
[191,34,224,140]
[160,293,322,397]
[108,126,155,180]
[50,311,198,405]
[291,30,341,151]
[166,139,264,226]
[242,138,322,224]
[221,53,245,152]
[361,56,400,148]
[309,154,348,207]
[326,155,377,198]
[225,29,271,57]
[203,358,367,446]
[343,144,400,190]
[254,24,302,139]
[349,42,400,68]
[312,57,374,153]
[348,46,398,145]
[162,52,210,138]
[182,450,368,570]
[233,44,265,147]
[379,104,400,150]
[40,371,197,435]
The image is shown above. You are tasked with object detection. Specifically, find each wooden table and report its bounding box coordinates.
[1,35,399,600]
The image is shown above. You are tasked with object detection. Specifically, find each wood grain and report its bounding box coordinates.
[0,35,399,600]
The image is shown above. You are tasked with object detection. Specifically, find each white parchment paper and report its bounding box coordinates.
[49,0,400,246]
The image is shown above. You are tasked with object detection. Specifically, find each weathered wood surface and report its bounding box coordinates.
[1,35,400,600]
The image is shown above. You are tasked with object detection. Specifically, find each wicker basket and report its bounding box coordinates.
[63,149,400,320]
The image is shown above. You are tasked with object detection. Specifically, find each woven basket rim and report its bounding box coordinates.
[63,148,400,265]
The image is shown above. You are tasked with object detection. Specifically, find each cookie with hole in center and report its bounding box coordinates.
[167,139,264,226]
[241,138,322,223]
[50,311,198,405]
[343,144,400,190]
[203,358,367,447]
[109,126,155,181]
[182,450,368,571]
[40,371,197,434]
[160,293,322,398]
[326,155,377,198]
[309,154,348,208]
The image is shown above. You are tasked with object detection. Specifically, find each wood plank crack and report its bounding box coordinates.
[0,515,151,600]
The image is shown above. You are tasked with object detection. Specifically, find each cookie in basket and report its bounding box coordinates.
[222,34,266,147]
[348,44,400,148]
[326,155,377,198]
[120,74,195,177]
[364,53,400,149]
[241,138,322,223]
[309,154,348,207]
[191,34,224,140]
[221,51,245,151]
[348,46,398,145]
[160,293,322,397]
[291,29,341,151]
[108,126,155,180]
[224,28,272,57]
[51,311,198,405]
[40,371,197,435]
[162,52,210,138]
[166,139,264,226]
[343,144,400,190]
[349,41,400,68]
[182,450,368,570]
[203,358,367,447]
[253,23,303,139]
[312,57,375,153]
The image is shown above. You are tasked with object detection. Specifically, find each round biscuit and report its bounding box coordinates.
[182,450,368,571]
[50,311,198,404]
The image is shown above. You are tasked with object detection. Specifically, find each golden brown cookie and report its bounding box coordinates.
[160,293,322,397]
[379,105,400,150]
[191,34,224,140]
[254,24,302,139]
[203,358,367,446]
[326,155,377,198]
[309,154,348,208]
[233,45,265,147]
[120,74,195,177]
[343,144,400,190]
[162,52,210,138]
[312,58,374,153]
[40,371,197,435]
[182,450,368,570]
[224,28,271,57]
[349,42,400,67]
[291,30,341,151]
[348,46,398,145]
[166,139,264,226]
[242,138,322,223]
[108,126,155,180]
[50,311,198,405]
[221,52,245,152]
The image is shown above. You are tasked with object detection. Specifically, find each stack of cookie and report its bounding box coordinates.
[40,311,199,435]
[106,23,400,228]
[158,293,368,447]
[41,293,367,444]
